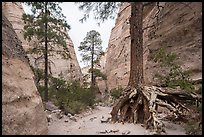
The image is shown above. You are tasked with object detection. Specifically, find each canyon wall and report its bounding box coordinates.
[2,13,48,135]
[103,2,202,91]
[2,2,82,81]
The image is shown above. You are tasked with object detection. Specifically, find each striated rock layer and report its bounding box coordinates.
[104,2,202,90]
[2,13,48,135]
[2,2,82,81]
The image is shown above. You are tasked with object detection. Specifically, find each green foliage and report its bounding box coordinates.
[153,48,177,66]
[30,65,96,114]
[30,66,44,84]
[75,2,121,25]
[48,78,96,114]
[37,85,45,100]
[23,2,71,102]
[79,30,103,87]
[110,86,123,100]
[23,2,70,59]
[153,48,195,92]
[79,30,103,64]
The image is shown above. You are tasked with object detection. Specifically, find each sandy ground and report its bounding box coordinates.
[48,106,186,135]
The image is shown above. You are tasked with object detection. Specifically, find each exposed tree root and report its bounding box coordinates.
[110,85,202,134]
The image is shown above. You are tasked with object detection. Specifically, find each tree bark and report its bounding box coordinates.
[44,2,48,102]
[128,2,144,88]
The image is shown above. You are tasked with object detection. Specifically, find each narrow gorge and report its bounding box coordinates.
[2,2,202,135]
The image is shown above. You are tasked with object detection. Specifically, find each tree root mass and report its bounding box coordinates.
[110,86,201,134]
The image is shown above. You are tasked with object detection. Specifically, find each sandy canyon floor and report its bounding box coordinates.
[48,106,186,135]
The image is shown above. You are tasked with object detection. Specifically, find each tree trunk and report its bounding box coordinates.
[111,2,149,124]
[91,39,94,88]
[44,2,48,102]
[128,2,144,88]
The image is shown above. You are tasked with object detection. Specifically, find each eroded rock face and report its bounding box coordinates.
[2,2,82,81]
[104,3,131,90]
[103,2,202,90]
[2,14,48,135]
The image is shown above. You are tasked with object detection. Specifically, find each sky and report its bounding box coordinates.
[22,2,118,68]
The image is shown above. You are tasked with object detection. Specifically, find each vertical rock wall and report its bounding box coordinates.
[104,2,202,90]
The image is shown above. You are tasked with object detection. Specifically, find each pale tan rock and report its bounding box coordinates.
[2,13,48,135]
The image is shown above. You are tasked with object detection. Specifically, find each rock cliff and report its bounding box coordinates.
[2,2,82,81]
[2,13,48,135]
[103,2,202,90]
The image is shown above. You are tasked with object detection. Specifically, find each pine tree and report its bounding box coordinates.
[76,2,201,134]
[79,30,103,88]
[22,2,70,102]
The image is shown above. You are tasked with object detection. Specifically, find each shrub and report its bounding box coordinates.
[30,66,44,85]
[110,86,123,100]
[49,78,96,114]
[64,101,86,114]
[153,48,195,92]
[36,85,45,100]
[31,66,96,114]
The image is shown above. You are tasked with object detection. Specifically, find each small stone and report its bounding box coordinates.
[47,114,52,122]
[67,113,72,117]
[56,113,63,119]
[90,116,97,121]
[70,116,77,122]
[111,129,119,133]
[101,116,111,123]
[64,119,69,122]
[122,130,130,135]
[52,109,61,113]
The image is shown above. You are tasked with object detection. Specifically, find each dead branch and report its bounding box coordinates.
[142,2,164,32]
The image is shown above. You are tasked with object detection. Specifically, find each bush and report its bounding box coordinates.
[110,86,123,100]
[49,78,96,114]
[36,84,45,100]
[30,66,44,85]
[64,101,86,114]
[153,48,195,92]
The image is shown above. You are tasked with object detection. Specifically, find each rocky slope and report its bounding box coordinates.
[2,2,82,81]
[103,2,202,91]
[2,13,48,135]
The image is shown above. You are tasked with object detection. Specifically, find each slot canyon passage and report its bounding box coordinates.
[2,2,202,135]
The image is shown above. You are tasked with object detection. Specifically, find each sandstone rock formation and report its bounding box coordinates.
[2,2,82,81]
[2,13,48,135]
[102,2,202,91]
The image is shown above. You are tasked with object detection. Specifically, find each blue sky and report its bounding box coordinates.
[22,2,118,68]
